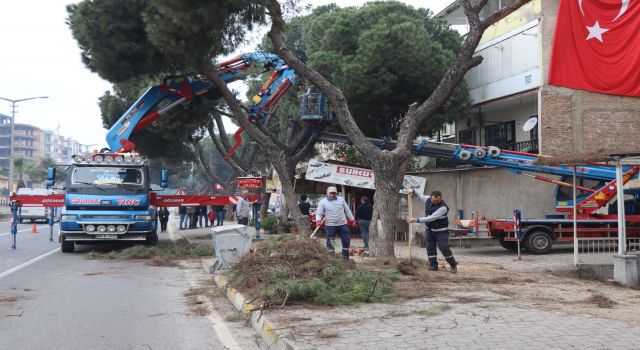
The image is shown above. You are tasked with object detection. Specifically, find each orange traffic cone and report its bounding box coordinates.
[31,223,37,234]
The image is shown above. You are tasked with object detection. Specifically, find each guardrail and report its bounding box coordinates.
[577,237,640,265]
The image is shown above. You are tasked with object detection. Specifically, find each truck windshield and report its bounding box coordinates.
[72,167,144,186]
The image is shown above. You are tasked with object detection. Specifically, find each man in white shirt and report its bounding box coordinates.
[236,190,251,225]
[407,189,457,273]
[316,186,355,259]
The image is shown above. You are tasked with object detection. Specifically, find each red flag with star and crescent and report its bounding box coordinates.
[549,0,640,96]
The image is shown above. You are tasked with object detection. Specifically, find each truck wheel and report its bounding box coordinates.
[498,237,520,251]
[61,235,74,253]
[524,229,553,254]
[145,230,158,246]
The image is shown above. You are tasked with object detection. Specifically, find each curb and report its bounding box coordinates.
[201,259,302,350]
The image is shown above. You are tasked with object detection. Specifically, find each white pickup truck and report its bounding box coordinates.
[17,188,57,223]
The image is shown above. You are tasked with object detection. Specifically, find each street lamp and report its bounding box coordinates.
[0,96,49,194]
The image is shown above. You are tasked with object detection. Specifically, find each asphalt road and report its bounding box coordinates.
[0,220,262,350]
[0,220,60,276]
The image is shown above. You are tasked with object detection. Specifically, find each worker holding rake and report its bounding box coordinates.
[407,189,458,273]
[316,186,355,259]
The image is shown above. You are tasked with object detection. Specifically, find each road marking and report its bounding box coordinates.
[184,269,242,350]
[0,224,58,237]
[0,248,59,279]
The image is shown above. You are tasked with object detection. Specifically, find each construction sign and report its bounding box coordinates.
[237,177,264,188]
[175,187,186,195]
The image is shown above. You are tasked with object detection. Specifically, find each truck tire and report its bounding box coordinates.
[61,235,74,253]
[145,230,158,246]
[524,228,553,254]
[498,237,520,251]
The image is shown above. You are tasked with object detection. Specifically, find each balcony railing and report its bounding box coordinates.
[497,139,539,154]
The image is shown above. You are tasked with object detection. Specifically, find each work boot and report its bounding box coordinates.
[449,264,458,274]
[427,265,439,271]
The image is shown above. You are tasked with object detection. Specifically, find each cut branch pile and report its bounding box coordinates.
[229,235,399,306]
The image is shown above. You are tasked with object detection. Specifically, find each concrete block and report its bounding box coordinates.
[576,264,614,281]
[613,254,640,286]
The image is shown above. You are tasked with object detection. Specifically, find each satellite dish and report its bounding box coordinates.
[522,117,538,132]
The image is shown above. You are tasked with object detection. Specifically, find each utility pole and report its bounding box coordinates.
[0,96,49,194]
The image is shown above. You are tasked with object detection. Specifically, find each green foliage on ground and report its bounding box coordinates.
[229,235,400,306]
[260,215,278,233]
[87,240,213,266]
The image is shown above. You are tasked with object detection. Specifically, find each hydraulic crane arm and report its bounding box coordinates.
[105,51,296,153]
[316,132,627,182]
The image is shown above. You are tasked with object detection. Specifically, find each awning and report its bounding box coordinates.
[298,159,426,194]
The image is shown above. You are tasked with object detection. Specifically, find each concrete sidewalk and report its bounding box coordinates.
[169,221,640,350]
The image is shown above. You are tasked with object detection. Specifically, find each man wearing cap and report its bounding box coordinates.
[407,189,458,273]
[236,190,251,225]
[316,186,355,259]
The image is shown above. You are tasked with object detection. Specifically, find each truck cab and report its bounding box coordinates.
[54,153,167,252]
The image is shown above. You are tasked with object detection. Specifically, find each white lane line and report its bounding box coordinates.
[184,269,242,350]
[0,225,58,237]
[0,248,59,279]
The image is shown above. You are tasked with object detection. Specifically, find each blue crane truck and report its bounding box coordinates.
[50,153,168,252]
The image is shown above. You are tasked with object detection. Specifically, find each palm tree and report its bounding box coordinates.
[13,157,29,189]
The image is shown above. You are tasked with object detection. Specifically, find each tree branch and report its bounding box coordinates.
[395,0,531,152]
[481,0,532,30]
[200,69,274,148]
[289,124,312,151]
[253,110,288,150]
[292,131,318,163]
[264,0,382,163]
[191,138,227,185]
[207,115,250,174]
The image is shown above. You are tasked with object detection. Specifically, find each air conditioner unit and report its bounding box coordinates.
[465,113,482,128]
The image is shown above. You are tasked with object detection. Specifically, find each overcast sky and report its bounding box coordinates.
[0,0,451,149]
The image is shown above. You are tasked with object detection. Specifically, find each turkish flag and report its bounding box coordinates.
[549,0,640,96]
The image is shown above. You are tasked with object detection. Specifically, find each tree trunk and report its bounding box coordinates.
[268,152,311,235]
[265,0,533,255]
[260,192,271,219]
[368,154,410,257]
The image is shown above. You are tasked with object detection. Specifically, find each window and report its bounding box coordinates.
[458,128,477,145]
[484,121,515,147]
[556,178,603,201]
[529,116,538,141]
[72,167,144,186]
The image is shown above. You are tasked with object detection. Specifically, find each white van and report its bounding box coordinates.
[16,188,55,223]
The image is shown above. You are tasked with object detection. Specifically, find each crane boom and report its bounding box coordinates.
[316,132,627,182]
[105,51,295,153]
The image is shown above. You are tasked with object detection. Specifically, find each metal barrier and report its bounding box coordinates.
[577,237,640,265]
[476,216,489,239]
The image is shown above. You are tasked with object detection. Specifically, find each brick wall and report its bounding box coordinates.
[539,1,640,156]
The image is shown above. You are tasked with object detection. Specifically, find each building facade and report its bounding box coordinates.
[0,112,84,191]
[407,0,640,227]
[439,0,639,155]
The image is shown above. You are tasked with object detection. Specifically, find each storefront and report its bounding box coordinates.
[295,159,426,237]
